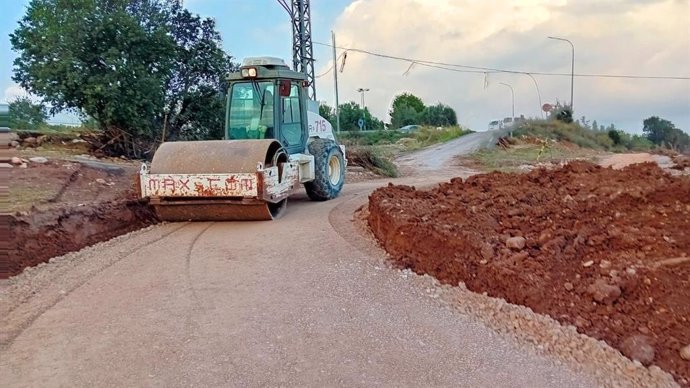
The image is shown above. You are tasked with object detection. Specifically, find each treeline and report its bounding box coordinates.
[543,103,689,153]
[319,92,458,131]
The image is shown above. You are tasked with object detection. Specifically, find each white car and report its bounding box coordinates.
[488,120,501,131]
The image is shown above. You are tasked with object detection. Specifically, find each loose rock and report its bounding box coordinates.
[23,136,37,145]
[586,279,622,305]
[620,335,655,366]
[564,282,574,291]
[29,156,48,164]
[10,140,20,147]
[681,345,690,361]
[506,236,526,250]
[11,156,22,165]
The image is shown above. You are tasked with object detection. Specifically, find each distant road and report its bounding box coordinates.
[397,130,504,171]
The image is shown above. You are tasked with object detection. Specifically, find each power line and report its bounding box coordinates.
[313,41,690,80]
[315,51,347,78]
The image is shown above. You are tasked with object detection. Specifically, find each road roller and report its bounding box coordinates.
[139,57,346,221]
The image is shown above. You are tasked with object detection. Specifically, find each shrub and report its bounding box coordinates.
[346,146,398,177]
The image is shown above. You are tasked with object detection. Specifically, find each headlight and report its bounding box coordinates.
[241,67,258,78]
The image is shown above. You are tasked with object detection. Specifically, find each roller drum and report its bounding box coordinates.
[148,139,287,221]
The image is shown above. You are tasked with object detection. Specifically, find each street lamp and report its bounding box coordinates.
[499,82,514,137]
[357,88,369,130]
[548,36,575,111]
[525,73,544,119]
[356,88,369,109]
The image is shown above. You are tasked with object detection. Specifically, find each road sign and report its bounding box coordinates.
[542,103,553,112]
[357,118,365,130]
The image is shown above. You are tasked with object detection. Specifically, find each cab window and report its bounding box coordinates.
[280,83,303,148]
[227,81,275,139]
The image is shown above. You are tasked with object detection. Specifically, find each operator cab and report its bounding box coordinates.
[225,57,309,154]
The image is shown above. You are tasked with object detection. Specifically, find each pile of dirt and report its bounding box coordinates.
[368,161,690,384]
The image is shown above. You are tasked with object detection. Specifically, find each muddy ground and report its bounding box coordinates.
[368,161,690,384]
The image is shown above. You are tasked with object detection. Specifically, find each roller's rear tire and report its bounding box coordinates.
[305,138,345,201]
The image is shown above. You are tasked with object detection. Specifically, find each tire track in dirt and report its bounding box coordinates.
[184,222,216,306]
[0,222,190,350]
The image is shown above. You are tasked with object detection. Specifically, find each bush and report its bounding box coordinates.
[608,129,622,145]
[346,146,398,177]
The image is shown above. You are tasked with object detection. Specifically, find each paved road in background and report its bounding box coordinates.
[397,130,504,171]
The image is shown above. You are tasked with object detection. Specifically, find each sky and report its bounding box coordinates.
[2,0,689,132]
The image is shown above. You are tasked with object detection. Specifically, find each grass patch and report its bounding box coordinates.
[414,126,473,147]
[513,120,654,152]
[7,185,59,212]
[468,140,602,172]
[513,121,614,150]
[13,125,93,137]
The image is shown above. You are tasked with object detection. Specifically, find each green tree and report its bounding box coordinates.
[319,103,335,127]
[643,116,674,146]
[338,102,362,131]
[607,129,621,145]
[421,103,457,127]
[336,102,383,131]
[643,116,689,152]
[389,93,425,128]
[8,97,47,130]
[11,0,236,157]
[161,6,237,141]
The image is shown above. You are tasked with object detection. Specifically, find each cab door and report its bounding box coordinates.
[278,80,307,154]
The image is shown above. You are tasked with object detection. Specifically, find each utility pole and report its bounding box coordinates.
[356,88,369,130]
[332,31,340,133]
[499,82,514,137]
[548,36,574,111]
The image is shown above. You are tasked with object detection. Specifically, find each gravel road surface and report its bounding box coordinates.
[1,133,675,387]
[397,130,503,171]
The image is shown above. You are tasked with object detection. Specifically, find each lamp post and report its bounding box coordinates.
[357,88,369,130]
[525,73,544,119]
[356,88,369,109]
[548,36,574,111]
[499,82,514,137]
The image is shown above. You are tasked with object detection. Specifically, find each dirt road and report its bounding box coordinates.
[0,135,661,387]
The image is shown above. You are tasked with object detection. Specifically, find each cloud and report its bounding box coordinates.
[2,83,29,103]
[317,0,690,132]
